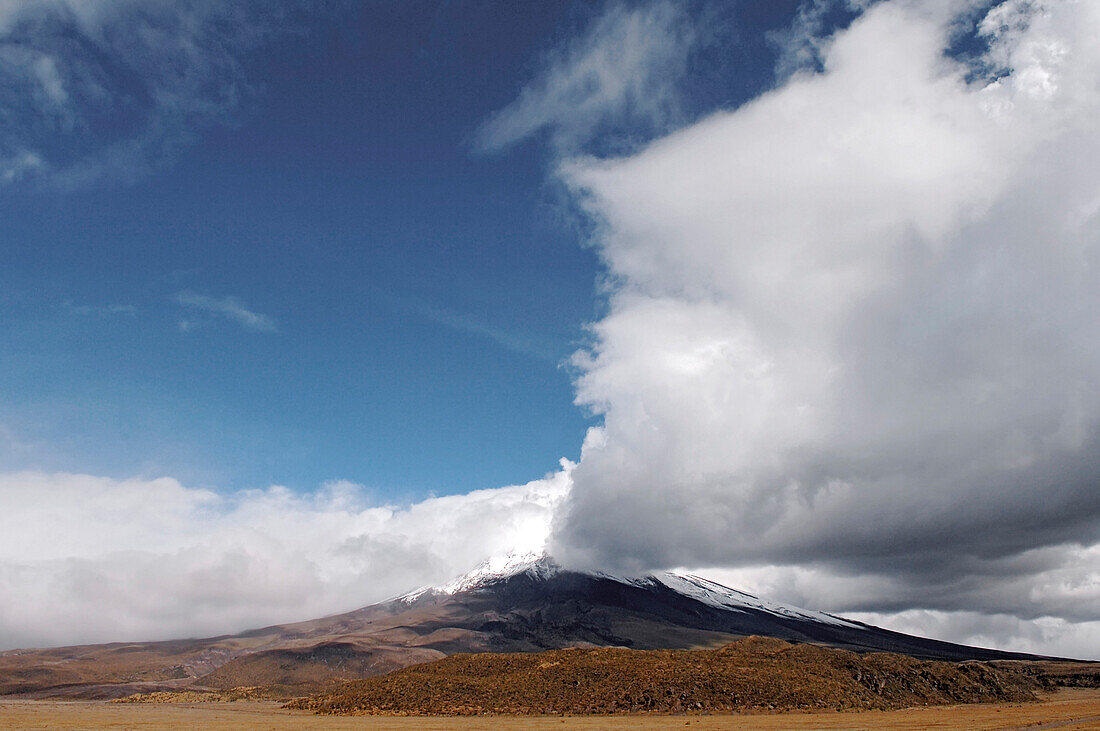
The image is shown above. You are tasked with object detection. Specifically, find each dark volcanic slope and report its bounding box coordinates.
[416,568,1049,662]
[288,636,1042,716]
[0,559,1068,698]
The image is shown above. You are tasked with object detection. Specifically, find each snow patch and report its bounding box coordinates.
[395,553,863,630]
[651,572,865,629]
[396,551,556,604]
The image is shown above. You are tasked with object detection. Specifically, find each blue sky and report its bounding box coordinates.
[4,0,1100,660]
[0,0,802,497]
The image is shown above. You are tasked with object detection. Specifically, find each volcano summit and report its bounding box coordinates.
[0,554,1057,700]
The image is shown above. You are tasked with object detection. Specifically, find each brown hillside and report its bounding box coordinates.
[288,636,1042,716]
[2,565,1069,700]
[197,642,446,696]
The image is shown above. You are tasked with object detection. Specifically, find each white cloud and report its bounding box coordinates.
[0,465,571,649]
[845,611,1100,661]
[0,0,301,187]
[173,291,278,333]
[0,151,44,184]
[769,0,847,80]
[546,0,1100,653]
[692,548,1100,659]
[476,1,695,153]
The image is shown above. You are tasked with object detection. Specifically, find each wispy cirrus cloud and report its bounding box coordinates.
[172,291,278,334]
[0,0,312,188]
[416,303,561,362]
[476,1,696,154]
[383,293,562,363]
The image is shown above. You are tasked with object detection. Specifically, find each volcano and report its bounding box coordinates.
[0,554,1060,699]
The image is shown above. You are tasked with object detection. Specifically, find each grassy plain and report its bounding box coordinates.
[1,688,1099,730]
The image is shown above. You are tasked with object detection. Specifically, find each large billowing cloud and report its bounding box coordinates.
[0,467,569,649]
[548,0,1100,652]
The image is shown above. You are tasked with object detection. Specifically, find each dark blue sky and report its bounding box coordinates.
[1,0,804,498]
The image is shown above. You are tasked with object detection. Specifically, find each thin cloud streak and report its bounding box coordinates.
[172,291,278,333]
[476,1,695,154]
[384,293,562,363]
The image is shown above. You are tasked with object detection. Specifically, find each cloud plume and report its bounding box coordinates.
[548,0,1100,649]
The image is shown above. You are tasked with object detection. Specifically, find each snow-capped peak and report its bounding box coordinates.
[441,551,558,593]
[396,551,557,604]
[394,553,862,630]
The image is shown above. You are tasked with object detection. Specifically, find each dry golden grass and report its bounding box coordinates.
[1,688,1099,730]
[110,685,274,703]
[288,636,1041,716]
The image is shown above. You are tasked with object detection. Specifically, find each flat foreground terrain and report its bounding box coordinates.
[1,689,1099,730]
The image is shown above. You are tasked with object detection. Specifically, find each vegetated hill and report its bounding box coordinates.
[287,636,1042,716]
[0,554,1074,699]
[992,659,1100,689]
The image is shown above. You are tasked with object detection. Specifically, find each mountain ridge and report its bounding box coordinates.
[0,553,1072,699]
[396,552,864,629]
